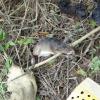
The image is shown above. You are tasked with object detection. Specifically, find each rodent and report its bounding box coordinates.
[33,37,74,57]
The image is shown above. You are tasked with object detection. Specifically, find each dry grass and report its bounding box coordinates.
[0,0,100,100]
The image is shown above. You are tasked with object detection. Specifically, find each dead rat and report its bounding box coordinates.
[33,37,74,57]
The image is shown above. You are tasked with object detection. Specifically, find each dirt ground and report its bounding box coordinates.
[0,0,100,100]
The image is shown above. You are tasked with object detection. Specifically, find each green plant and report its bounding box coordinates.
[36,96,41,100]
[4,40,15,50]
[3,38,34,50]
[0,29,6,41]
[17,38,33,45]
[90,56,100,72]
[0,45,5,53]
[0,83,7,94]
[89,20,97,28]
[4,57,13,72]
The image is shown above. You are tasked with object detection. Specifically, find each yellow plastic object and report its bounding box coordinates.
[67,78,100,100]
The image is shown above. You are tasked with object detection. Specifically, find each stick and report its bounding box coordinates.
[34,53,61,68]
[70,26,100,47]
[34,26,100,68]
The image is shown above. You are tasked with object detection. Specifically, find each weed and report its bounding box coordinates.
[0,29,6,41]
[90,56,100,73]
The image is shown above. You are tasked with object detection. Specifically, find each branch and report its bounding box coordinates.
[70,26,100,47]
[34,26,100,68]
[34,53,61,68]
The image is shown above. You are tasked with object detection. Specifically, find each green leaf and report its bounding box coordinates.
[0,45,4,52]
[5,57,12,71]
[89,20,97,28]
[36,96,41,100]
[90,56,100,72]
[4,41,15,50]
[17,38,33,45]
[0,29,6,41]
[0,83,6,94]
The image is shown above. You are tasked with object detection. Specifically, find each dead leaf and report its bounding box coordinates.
[7,65,37,100]
[38,32,49,36]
